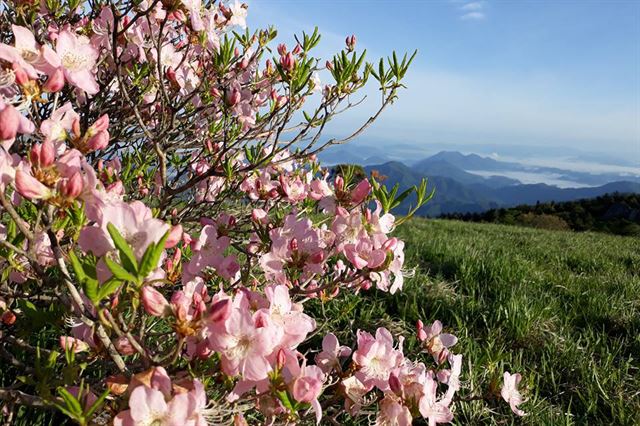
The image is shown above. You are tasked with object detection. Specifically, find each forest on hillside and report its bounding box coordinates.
[441,193,640,236]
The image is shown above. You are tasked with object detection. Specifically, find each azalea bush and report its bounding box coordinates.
[0,1,526,424]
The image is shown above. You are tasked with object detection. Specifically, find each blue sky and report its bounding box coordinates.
[247,0,640,159]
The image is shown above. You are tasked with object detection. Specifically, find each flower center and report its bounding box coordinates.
[62,52,90,71]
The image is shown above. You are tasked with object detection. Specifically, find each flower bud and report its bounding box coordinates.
[141,286,170,317]
[389,373,403,396]
[15,170,51,199]
[43,68,65,93]
[1,310,16,325]
[164,224,183,248]
[166,67,177,83]
[280,52,295,72]
[289,238,299,252]
[277,43,287,56]
[292,44,302,55]
[208,298,231,323]
[350,179,371,204]
[334,175,344,192]
[71,118,81,138]
[382,237,398,252]
[40,140,56,167]
[106,180,124,195]
[86,131,109,151]
[60,172,84,199]
[12,64,30,86]
[345,34,357,51]
[225,88,241,107]
[325,60,333,71]
[91,114,109,132]
[0,104,20,142]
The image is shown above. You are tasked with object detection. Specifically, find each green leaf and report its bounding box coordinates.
[97,278,122,302]
[83,278,99,305]
[68,251,86,283]
[57,387,83,416]
[85,388,110,418]
[139,231,170,278]
[276,389,296,413]
[104,256,139,284]
[106,223,138,274]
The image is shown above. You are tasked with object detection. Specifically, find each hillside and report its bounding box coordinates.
[313,219,640,424]
[443,193,640,235]
[364,161,640,217]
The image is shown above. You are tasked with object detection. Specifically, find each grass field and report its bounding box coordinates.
[311,218,640,424]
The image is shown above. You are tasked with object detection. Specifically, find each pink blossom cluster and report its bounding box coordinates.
[0,1,527,423]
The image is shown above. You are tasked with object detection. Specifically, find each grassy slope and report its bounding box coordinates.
[311,219,640,425]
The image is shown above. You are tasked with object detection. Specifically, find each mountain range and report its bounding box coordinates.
[354,151,640,217]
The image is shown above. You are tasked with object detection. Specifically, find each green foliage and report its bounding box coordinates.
[443,192,640,236]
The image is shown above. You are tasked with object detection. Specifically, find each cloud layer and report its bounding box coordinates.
[458,1,487,20]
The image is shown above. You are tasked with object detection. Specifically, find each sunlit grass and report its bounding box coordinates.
[308,218,640,424]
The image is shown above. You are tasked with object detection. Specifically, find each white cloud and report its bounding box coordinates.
[457,1,487,20]
[461,2,485,11]
[461,11,486,20]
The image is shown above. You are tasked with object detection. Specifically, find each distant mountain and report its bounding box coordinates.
[411,158,520,188]
[413,151,640,187]
[364,160,640,217]
[414,151,522,171]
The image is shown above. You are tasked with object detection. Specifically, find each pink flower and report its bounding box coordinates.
[261,284,316,348]
[114,371,207,426]
[418,373,454,426]
[501,371,526,416]
[353,327,404,391]
[228,1,248,28]
[40,102,80,143]
[292,364,324,403]
[78,201,170,258]
[186,225,239,281]
[9,25,60,76]
[417,320,458,364]
[84,114,110,151]
[0,100,34,149]
[15,170,52,200]
[259,215,330,284]
[344,235,387,270]
[141,286,170,317]
[439,353,463,406]
[208,293,282,381]
[341,376,369,415]
[55,30,99,95]
[113,386,171,425]
[376,395,412,426]
[280,175,307,203]
[315,332,352,373]
[291,364,325,424]
[350,179,371,205]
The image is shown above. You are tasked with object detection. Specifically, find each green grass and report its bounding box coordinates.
[310,218,640,425]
